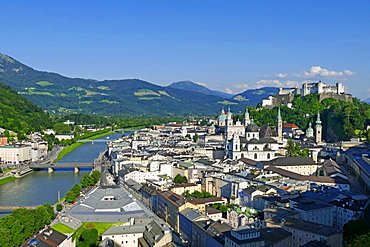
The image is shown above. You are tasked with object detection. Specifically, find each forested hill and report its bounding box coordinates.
[245,95,370,141]
[0,82,53,135]
[0,54,247,116]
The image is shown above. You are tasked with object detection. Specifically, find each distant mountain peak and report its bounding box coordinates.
[168,80,233,98]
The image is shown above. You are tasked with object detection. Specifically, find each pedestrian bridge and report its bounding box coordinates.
[76,139,112,144]
[29,163,94,173]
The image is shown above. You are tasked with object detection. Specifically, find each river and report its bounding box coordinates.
[0,131,130,217]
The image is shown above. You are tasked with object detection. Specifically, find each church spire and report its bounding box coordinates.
[244,107,250,125]
[315,112,322,127]
[276,107,283,143]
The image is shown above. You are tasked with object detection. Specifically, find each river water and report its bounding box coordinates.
[0,131,129,216]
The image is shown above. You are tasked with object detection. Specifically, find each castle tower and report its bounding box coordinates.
[315,113,322,143]
[276,107,283,143]
[244,107,251,126]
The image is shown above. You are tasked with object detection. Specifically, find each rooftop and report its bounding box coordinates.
[266,216,342,236]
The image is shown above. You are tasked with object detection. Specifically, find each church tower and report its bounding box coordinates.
[315,113,322,143]
[244,107,251,126]
[276,107,283,143]
[226,106,233,127]
[225,106,233,139]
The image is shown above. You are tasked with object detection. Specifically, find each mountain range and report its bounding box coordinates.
[0,54,277,116]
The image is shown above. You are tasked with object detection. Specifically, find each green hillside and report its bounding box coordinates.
[0,54,246,115]
[0,82,53,134]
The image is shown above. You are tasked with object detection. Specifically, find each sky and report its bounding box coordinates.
[1,1,369,100]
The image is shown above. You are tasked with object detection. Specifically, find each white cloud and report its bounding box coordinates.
[344,70,356,76]
[293,66,355,78]
[195,82,209,87]
[256,79,284,87]
[233,84,250,90]
[225,87,233,94]
[275,73,288,78]
[284,80,301,87]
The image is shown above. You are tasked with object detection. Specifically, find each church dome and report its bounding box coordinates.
[306,122,313,133]
[246,123,259,132]
[217,114,226,122]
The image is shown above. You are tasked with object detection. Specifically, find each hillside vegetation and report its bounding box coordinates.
[0,83,53,134]
[245,94,370,141]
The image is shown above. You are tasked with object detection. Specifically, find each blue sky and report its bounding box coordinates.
[1,1,369,100]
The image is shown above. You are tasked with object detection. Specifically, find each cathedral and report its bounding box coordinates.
[218,107,282,161]
[215,107,324,161]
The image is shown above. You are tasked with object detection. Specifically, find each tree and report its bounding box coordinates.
[80,173,94,187]
[56,203,63,212]
[343,220,370,242]
[65,191,77,203]
[71,183,82,197]
[53,123,72,134]
[173,174,188,184]
[286,140,310,157]
[78,228,99,247]
[347,231,370,247]
[90,170,101,184]
[193,133,199,143]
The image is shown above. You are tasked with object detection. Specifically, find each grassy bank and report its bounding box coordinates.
[0,176,17,185]
[53,131,116,162]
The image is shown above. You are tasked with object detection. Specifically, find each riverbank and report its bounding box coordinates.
[0,176,17,185]
[53,131,116,162]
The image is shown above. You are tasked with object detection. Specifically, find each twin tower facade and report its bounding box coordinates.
[217,107,322,161]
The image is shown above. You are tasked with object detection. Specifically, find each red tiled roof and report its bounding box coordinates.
[283,123,299,129]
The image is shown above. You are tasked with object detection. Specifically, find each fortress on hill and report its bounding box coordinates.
[262,81,352,108]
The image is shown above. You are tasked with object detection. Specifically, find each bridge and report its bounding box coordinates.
[76,139,112,144]
[0,205,38,210]
[29,163,94,173]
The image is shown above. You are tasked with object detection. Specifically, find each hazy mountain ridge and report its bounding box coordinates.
[168,80,233,98]
[232,87,279,104]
